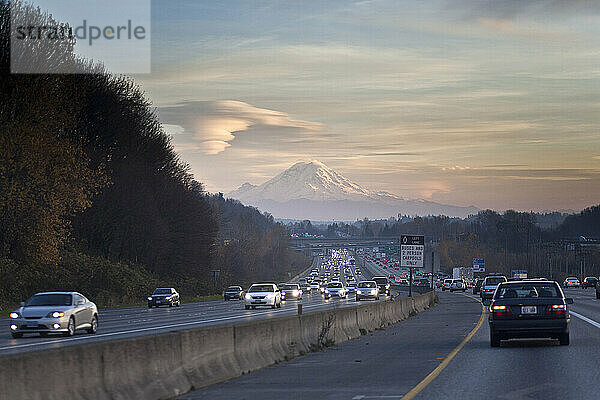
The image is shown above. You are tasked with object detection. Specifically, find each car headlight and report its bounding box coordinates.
[371,289,377,294]
[292,290,299,296]
[9,312,19,319]
[46,311,65,318]
[386,284,390,289]
[165,296,171,300]
[245,293,251,299]
[148,296,153,301]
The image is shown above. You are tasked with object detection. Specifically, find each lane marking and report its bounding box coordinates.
[400,293,486,400]
[0,301,341,351]
[570,311,600,329]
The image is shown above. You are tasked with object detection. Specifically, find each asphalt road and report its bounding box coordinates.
[0,256,381,356]
[178,287,600,400]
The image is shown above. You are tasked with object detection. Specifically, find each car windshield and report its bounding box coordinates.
[283,284,299,290]
[485,277,506,285]
[495,283,560,299]
[249,285,275,293]
[226,286,241,291]
[153,288,172,295]
[327,282,342,288]
[25,294,72,306]
[358,282,376,288]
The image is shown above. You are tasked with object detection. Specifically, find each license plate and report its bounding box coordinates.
[252,301,264,304]
[26,323,38,328]
[521,306,537,314]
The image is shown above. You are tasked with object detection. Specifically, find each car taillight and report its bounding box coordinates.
[546,304,566,315]
[490,305,512,317]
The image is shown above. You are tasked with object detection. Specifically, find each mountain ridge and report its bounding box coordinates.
[226,160,479,219]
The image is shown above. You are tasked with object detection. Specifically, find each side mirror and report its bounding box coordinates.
[482,299,491,306]
[565,298,574,305]
[20,301,25,307]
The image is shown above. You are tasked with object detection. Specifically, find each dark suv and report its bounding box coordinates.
[372,276,391,296]
[582,277,597,289]
[473,278,483,295]
[596,280,600,299]
[223,286,244,300]
[148,287,180,308]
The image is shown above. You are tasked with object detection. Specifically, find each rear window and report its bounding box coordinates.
[226,286,241,291]
[485,277,506,285]
[373,277,388,284]
[495,283,560,299]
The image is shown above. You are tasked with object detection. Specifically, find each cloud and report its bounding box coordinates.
[160,100,325,154]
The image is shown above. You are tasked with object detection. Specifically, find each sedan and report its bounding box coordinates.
[324,281,347,299]
[223,286,244,301]
[281,283,302,301]
[245,283,282,309]
[355,281,379,301]
[485,280,572,347]
[9,292,98,338]
[563,277,580,288]
[148,287,181,308]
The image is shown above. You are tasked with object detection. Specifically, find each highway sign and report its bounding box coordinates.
[400,235,424,268]
[472,258,485,273]
[511,270,528,279]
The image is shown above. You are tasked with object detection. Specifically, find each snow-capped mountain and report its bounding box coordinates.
[227,160,479,220]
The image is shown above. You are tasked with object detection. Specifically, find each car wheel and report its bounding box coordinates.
[65,317,76,337]
[277,300,282,308]
[559,332,570,346]
[176,301,181,307]
[356,296,360,301]
[87,315,98,334]
[11,332,22,339]
[224,297,228,301]
[245,305,250,310]
[271,303,276,309]
[596,292,600,299]
[148,305,152,309]
[169,302,173,307]
[490,331,501,347]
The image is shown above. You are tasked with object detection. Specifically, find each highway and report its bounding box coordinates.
[178,287,600,400]
[0,254,385,356]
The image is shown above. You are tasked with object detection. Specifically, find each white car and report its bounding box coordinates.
[450,279,466,292]
[324,281,347,299]
[563,277,580,288]
[355,280,379,301]
[442,279,453,291]
[244,284,282,309]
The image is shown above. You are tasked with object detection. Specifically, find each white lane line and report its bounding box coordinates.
[570,311,600,329]
[0,301,337,351]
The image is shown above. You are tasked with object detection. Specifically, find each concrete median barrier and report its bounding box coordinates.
[0,291,437,400]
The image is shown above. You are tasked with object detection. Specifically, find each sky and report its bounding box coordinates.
[134,0,600,212]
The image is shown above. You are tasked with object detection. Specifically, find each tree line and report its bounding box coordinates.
[0,1,308,309]
[290,207,600,281]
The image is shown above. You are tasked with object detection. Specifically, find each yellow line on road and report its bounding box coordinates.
[401,294,486,400]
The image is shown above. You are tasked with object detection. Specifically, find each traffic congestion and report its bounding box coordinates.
[6,247,600,352]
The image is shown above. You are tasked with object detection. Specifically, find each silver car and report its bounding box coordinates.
[9,292,98,338]
[355,280,380,301]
